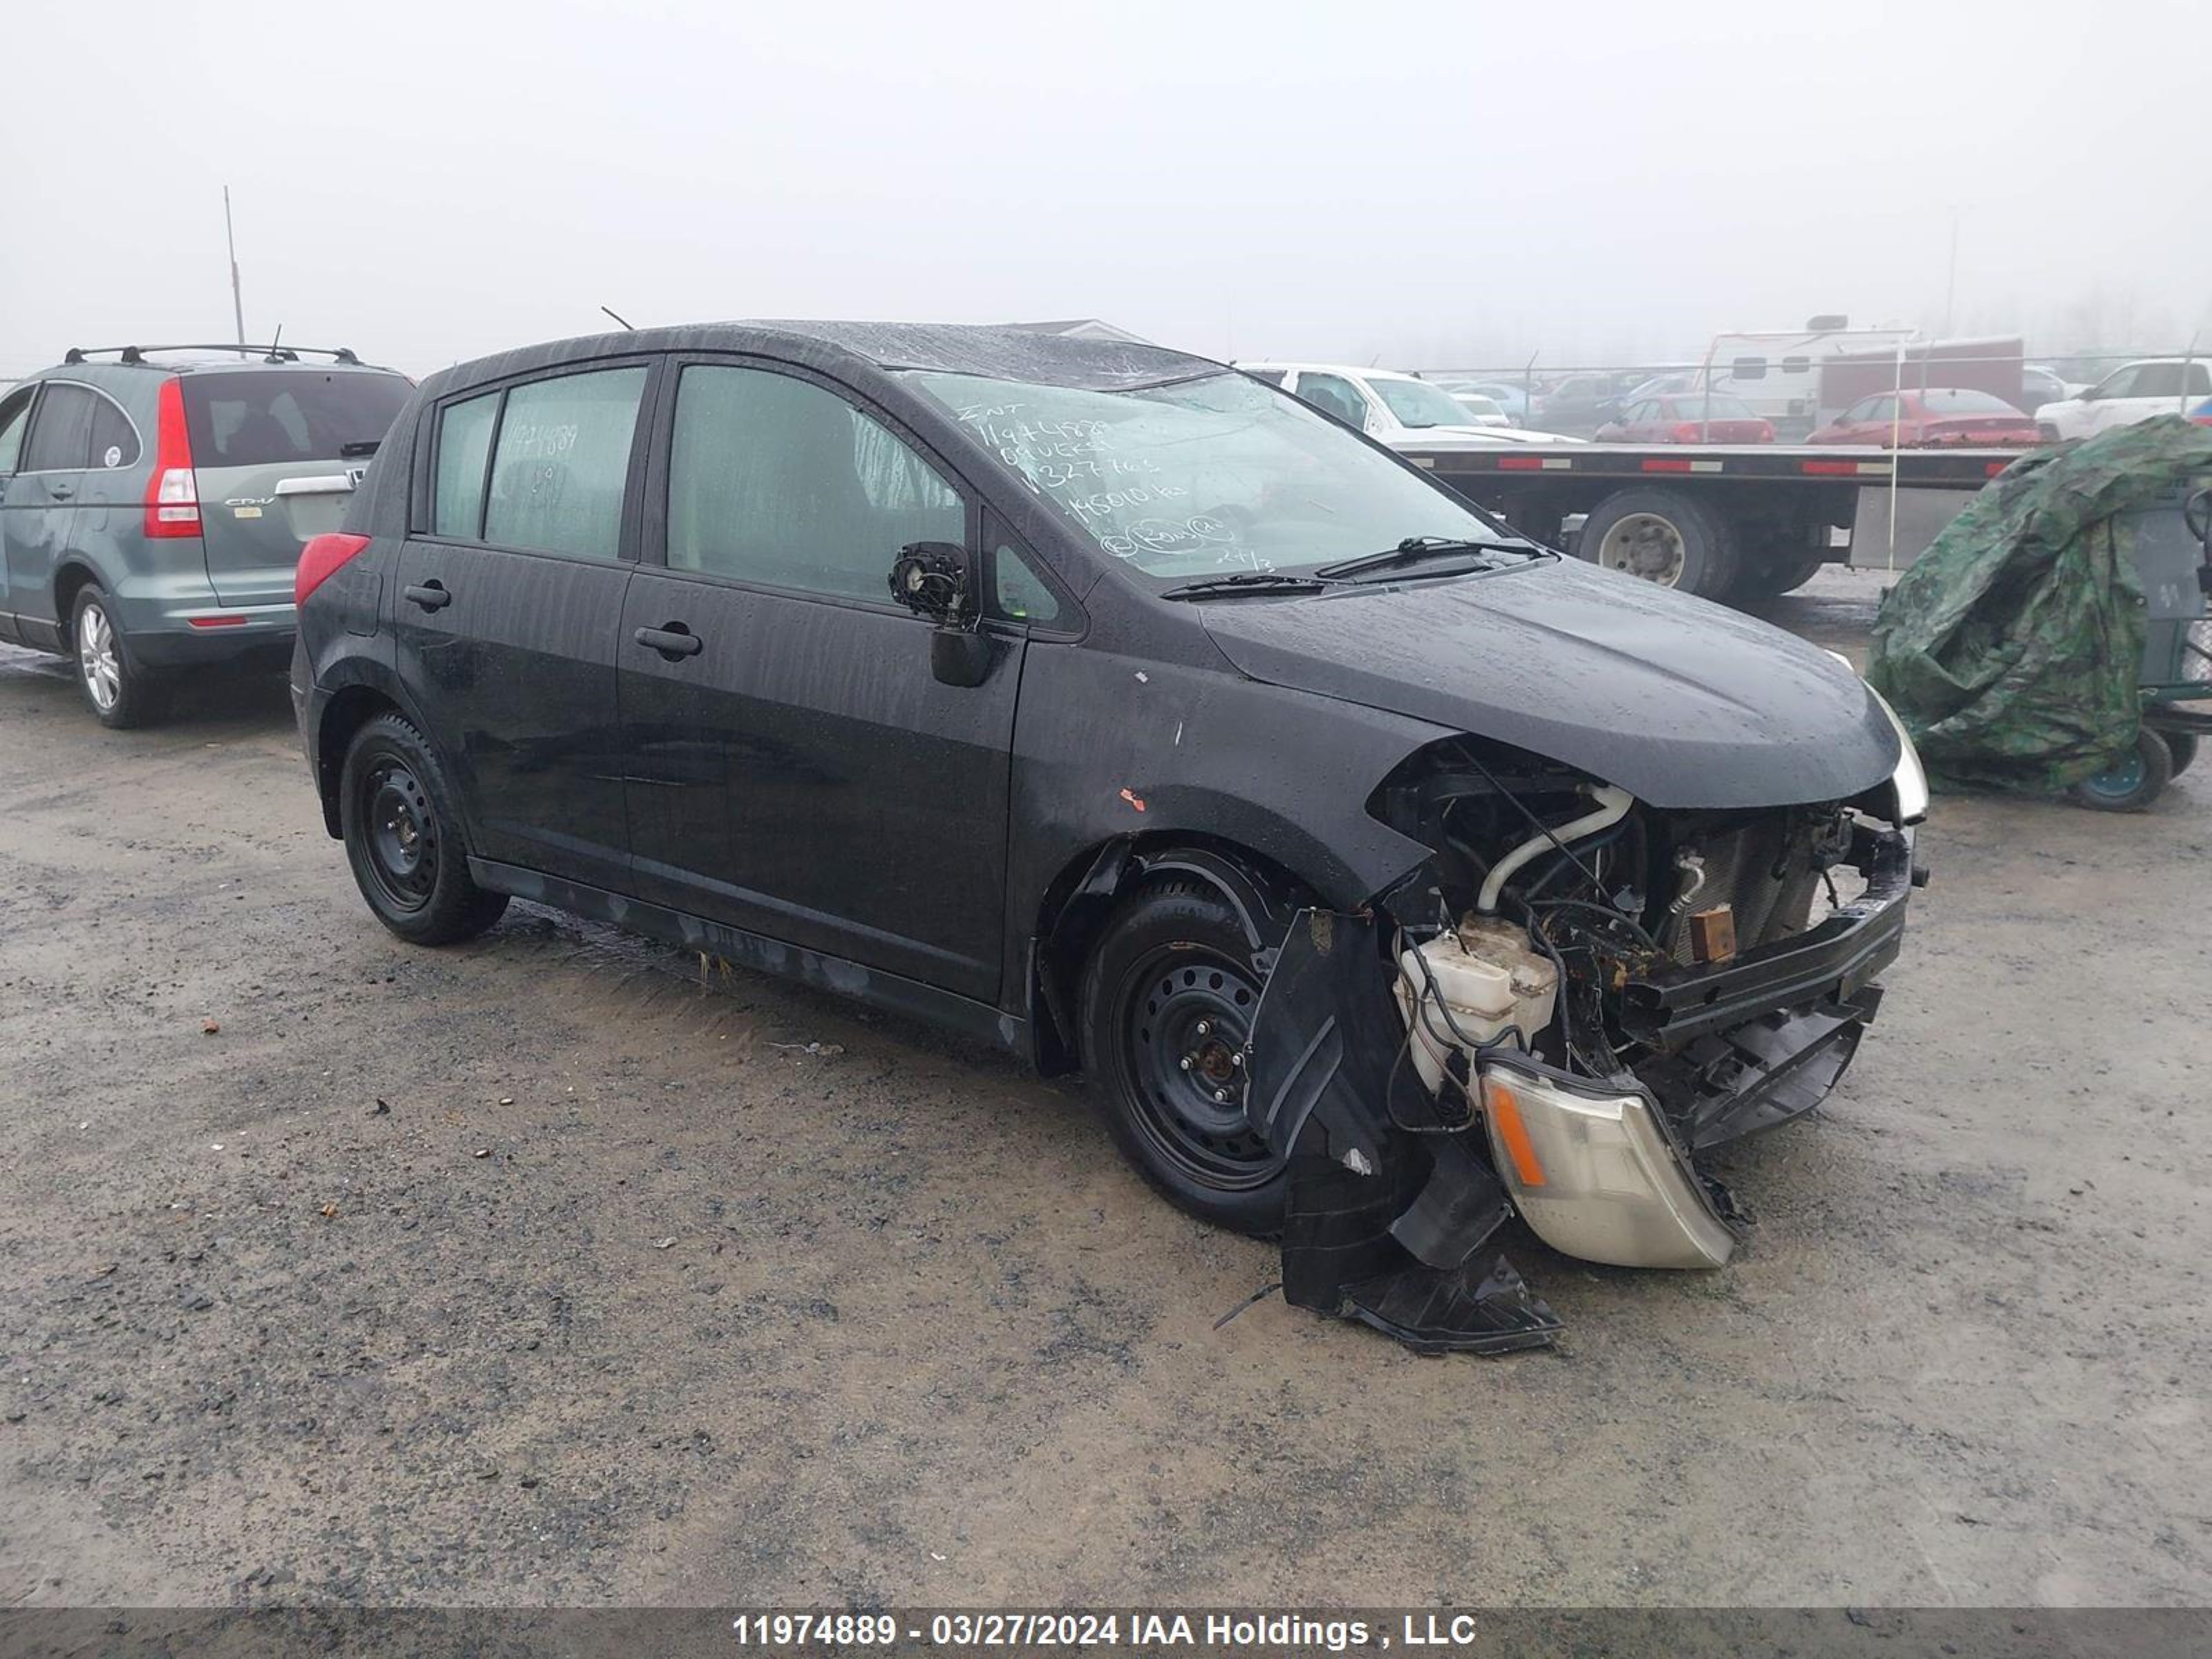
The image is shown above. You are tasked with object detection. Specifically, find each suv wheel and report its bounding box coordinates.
[1078,881,1288,1235]
[339,711,509,944]
[72,585,158,729]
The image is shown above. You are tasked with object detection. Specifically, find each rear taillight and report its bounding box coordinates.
[143,377,200,539]
[295,533,373,608]
[1669,421,1702,442]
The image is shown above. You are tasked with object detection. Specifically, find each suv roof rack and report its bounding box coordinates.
[61,344,364,368]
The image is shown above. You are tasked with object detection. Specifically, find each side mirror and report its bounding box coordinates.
[890,541,994,688]
[930,629,994,688]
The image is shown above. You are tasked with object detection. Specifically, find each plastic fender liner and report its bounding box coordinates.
[1031,838,1300,1072]
[1246,903,1559,1356]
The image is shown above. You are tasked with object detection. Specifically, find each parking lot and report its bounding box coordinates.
[0,568,2206,1610]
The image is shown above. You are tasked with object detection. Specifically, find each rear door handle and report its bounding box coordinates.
[404,581,451,612]
[48,483,73,500]
[635,624,704,658]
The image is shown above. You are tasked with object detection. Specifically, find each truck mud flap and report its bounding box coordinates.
[1249,908,1560,1356]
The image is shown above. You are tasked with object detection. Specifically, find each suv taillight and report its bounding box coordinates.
[143,377,200,538]
[295,533,373,607]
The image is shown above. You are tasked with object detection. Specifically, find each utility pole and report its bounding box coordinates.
[224,186,246,354]
[1942,208,1960,338]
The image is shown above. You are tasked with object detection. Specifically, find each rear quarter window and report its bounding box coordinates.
[432,391,499,538]
[183,371,411,468]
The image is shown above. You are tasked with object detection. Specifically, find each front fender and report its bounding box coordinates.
[1004,639,1450,1014]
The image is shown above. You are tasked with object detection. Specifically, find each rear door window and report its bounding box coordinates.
[432,390,500,538]
[666,364,966,603]
[482,366,648,560]
[182,371,411,467]
[21,384,97,471]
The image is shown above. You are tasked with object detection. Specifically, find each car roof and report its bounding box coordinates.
[50,345,400,376]
[435,321,1227,400]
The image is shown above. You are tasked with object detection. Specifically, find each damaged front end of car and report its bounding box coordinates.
[1240,730,1926,1356]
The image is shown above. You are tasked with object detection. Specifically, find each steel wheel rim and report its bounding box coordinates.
[357,756,439,912]
[1597,512,1687,585]
[1117,948,1277,1190]
[2083,751,2146,798]
[78,605,120,711]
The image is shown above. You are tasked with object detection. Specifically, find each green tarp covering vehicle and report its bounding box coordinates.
[1867,416,2212,809]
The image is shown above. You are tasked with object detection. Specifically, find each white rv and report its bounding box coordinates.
[1694,321,1918,438]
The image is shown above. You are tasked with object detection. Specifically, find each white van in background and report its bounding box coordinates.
[2034,358,2212,442]
[1237,362,1586,449]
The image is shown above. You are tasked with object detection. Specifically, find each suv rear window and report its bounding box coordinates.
[182,371,410,468]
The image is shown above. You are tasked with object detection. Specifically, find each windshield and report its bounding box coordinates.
[906,369,1512,581]
[1667,393,1756,419]
[1374,377,1483,429]
[1919,389,2021,415]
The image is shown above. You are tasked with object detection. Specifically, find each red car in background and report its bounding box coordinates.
[1808,388,2041,448]
[1594,391,1774,444]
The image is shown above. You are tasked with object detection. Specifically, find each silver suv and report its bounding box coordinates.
[0,345,411,726]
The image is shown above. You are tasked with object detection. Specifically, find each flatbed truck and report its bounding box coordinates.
[1401,440,2027,601]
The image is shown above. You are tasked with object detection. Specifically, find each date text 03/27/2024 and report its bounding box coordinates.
[729,1611,1497,1649]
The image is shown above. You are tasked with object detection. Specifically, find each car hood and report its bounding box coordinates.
[1199,558,1899,809]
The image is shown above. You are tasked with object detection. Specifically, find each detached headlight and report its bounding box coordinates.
[1825,651,1929,825]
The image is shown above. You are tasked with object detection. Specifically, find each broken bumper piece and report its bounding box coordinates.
[1477,1054,1739,1270]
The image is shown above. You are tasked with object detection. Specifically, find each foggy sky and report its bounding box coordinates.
[3,0,2206,382]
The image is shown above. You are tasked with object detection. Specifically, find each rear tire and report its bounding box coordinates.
[71,585,160,729]
[339,711,509,944]
[1078,881,1288,1236]
[1575,487,1738,599]
[2069,729,2172,813]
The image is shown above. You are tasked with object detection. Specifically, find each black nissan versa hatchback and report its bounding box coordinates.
[293,322,1928,1353]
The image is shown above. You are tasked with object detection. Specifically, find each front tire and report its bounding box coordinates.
[339,711,509,944]
[1575,487,1738,599]
[1078,881,1288,1235]
[72,585,159,729]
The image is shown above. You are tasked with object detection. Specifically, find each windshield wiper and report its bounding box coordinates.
[1159,571,1338,601]
[1313,535,1544,583]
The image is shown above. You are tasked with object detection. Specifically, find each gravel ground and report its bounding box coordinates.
[1,567,2206,1609]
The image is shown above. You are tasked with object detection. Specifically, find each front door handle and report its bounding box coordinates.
[404,581,451,612]
[635,624,704,659]
[48,482,73,500]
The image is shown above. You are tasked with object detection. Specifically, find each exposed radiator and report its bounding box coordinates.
[1669,820,1821,966]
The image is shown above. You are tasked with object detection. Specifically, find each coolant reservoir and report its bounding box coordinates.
[1395,917,1560,1094]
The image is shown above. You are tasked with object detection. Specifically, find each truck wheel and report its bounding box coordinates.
[72,584,161,729]
[2068,729,2172,813]
[1575,488,1738,599]
[1078,880,1288,1236]
[1732,550,1828,601]
[339,711,509,944]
